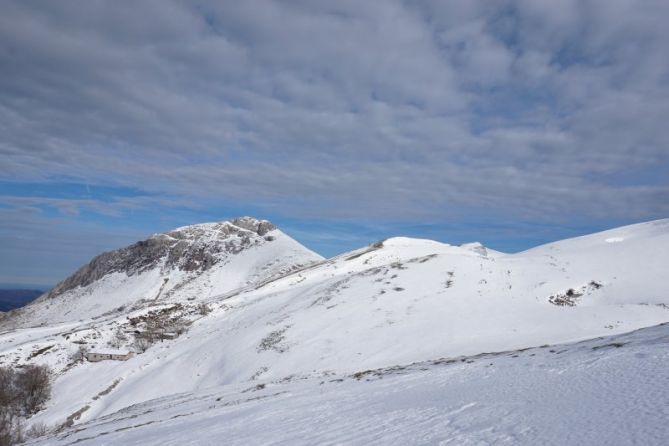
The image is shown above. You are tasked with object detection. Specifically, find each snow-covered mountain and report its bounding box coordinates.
[1,217,668,443]
[2,217,323,328]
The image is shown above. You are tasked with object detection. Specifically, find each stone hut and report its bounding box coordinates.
[86,349,134,362]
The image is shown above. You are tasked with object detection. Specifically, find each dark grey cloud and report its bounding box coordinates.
[1,0,668,227]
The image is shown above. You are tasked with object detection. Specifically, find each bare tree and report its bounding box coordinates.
[109,327,127,348]
[133,336,152,353]
[15,365,51,415]
[0,367,20,446]
[0,409,22,446]
[0,365,51,445]
[25,422,51,439]
[70,345,88,364]
[0,368,17,410]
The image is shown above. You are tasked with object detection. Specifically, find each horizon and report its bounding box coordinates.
[1,215,664,290]
[0,284,46,291]
[2,1,669,288]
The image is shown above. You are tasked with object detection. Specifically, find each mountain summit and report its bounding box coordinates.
[4,217,322,327]
[44,217,278,299]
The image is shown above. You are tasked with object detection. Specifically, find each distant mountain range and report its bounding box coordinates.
[0,289,43,312]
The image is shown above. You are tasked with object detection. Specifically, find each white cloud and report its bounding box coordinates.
[0,0,667,224]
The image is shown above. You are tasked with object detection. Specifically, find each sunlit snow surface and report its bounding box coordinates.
[31,324,669,445]
[1,218,668,444]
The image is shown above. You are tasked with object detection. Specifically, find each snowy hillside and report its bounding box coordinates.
[1,218,668,442]
[28,322,669,445]
[1,217,323,328]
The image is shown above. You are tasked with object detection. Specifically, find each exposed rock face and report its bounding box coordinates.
[44,217,277,299]
[230,217,276,236]
[460,242,488,257]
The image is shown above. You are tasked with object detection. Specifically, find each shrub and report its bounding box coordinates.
[15,365,51,414]
[0,368,17,409]
[0,410,22,446]
[0,367,21,446]
[25,422,51,439]
[197,303,212,316]
[109,327,127,348]
[0,364,52,445]
[133,336,152,353]
[70,345,88,364]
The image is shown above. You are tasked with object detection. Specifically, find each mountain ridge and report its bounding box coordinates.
[42,217,279,301]
[2,216,322,328]
[0,217,667,436]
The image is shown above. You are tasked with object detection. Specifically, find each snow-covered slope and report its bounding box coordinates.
[2,217,323,328]
[1,218,668,438]
[30,323,669,445]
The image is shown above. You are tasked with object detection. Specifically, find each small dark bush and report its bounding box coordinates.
[0,364,52,445]
[15,365,51,415]
[197,303,212,315]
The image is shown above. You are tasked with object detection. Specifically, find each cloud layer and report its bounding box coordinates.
[1,0,668,284]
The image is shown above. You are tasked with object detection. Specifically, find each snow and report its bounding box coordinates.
[1,218,668,443]
[28,323,669,445]
[3,226,323,328]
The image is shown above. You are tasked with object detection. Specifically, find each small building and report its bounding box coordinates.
[86,349,134,362]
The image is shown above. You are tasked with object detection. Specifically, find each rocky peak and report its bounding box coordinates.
[165,217,276,240]
[230,217,276,236]
[460,242,488,257]
[44,217,277,299]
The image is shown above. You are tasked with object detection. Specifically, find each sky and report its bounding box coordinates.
[1,0,668,289]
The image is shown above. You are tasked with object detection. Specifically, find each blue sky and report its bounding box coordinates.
[1,0,668,288]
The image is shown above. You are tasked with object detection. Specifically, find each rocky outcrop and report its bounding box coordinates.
[43,217,277,299]
[230,217,276,236]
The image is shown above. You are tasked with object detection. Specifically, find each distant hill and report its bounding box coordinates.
[0,289,43,312]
